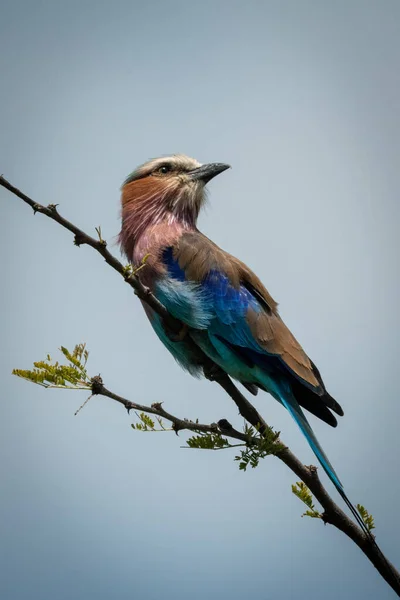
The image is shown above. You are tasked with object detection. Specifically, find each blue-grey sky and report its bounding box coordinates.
[1,1,399,598]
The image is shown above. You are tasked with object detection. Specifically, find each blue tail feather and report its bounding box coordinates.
[279,391,343,491]
[279,391,380,542]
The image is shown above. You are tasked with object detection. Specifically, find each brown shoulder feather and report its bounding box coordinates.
[236,258,320,391]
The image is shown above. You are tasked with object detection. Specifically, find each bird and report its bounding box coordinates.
[119,154,363,531]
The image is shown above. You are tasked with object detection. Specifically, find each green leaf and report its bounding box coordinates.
[234,423,284,472]
[303,510,322,519]
[291,482,321,519]
[186,432,231,449]
[13,344,91,390]
[356,504,375,531]
[131,412,170,432]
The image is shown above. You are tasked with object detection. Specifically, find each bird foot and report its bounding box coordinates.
[203,363,224,382]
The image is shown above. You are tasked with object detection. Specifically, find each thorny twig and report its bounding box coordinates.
[1,174,399,596]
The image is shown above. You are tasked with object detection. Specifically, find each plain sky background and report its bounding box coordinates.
[1,1,399,598]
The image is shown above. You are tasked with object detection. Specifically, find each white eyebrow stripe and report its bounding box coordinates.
[123,154,202,186]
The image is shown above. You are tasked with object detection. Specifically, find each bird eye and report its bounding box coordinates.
[158,164,171,175]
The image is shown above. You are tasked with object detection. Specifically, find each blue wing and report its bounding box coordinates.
[157,248,263,349]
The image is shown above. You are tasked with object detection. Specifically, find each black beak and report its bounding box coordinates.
[187,163,230,184]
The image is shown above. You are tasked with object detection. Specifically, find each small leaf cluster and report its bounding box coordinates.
[123,255,150,280]
[12,343,90,389]
[131,412,168,432]
[291,482,321,519]
[235,424,284,471]
[132,253,150,276]
[95,226,106,246]
[186,432,231,449]
[356,504,375,532]
[122,264,133,278]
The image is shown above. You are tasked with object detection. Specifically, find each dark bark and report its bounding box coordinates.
[2,174,399,596]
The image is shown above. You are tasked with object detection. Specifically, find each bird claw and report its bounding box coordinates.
[203,363,224,382]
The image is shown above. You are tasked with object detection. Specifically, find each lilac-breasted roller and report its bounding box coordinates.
[119,154,359,524]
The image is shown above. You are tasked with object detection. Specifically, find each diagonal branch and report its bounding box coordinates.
[2,175,400,596]
[91,375,255,443]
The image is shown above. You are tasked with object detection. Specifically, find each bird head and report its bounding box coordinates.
[120,155,230,248]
